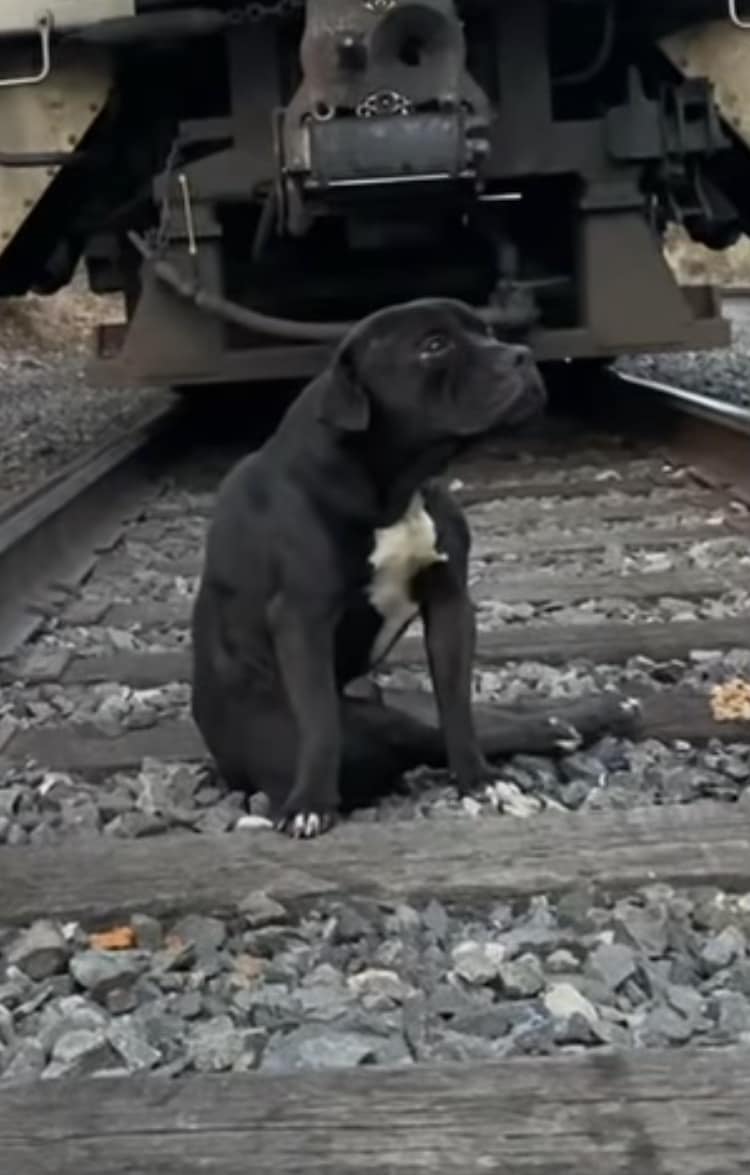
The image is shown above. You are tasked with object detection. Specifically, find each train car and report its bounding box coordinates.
[1,0,750,388]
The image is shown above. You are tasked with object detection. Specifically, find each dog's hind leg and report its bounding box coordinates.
[338,690,641,809]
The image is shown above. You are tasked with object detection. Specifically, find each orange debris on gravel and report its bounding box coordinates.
[88,926,137,950]
[710,679,750,723]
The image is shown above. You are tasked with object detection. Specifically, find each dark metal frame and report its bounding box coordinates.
[62,2,742,384]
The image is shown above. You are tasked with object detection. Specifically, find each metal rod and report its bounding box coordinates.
[729,0,750,28]
[0,12,52,90]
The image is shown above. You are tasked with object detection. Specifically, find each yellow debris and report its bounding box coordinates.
[710,679,750,723]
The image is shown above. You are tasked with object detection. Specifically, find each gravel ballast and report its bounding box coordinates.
[0,282,165,509]
[2,885,750,1085]
[618,297,750,408]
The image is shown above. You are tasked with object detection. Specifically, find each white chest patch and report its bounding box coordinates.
[367,492,448,664]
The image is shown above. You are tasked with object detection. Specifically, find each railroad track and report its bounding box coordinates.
[1,361,750,1171]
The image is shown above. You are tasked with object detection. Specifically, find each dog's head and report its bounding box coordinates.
[317,298,546,445]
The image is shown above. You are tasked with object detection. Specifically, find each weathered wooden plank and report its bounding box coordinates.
[0,1048,748,1174]
[96,570,739,635]
[1,801,750,927]
[90,523,747,582]
[472,569,734,604]
[396,616,750,667]
[64,649,189,686]
[479,522,749,560]
[459,474,688,500]
[462,485,718,516]
[54,615,750,692]
[5,718,201,772]
[4,685,750,778]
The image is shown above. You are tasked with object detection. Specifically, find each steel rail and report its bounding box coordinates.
[0,399,182,658]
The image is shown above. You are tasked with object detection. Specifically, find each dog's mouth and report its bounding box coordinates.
[492,369,548,429]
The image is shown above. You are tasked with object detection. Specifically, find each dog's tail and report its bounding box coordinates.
[344,689,641,768]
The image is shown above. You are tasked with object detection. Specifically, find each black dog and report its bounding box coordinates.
[191,299,636,837]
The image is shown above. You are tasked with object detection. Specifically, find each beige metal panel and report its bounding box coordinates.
[0,1,134,35]
[661,20,750,149]
[0,44,111,250]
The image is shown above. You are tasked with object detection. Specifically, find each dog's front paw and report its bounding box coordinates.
[450,754,498,797]
[275,809,337,839]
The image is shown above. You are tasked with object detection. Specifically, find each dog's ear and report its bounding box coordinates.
[317,342,370,433]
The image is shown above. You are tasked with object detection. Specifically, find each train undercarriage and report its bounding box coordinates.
[1,0,750,386]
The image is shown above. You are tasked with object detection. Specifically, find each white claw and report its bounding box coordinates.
[556,738,581,753]
[292,812,322,838]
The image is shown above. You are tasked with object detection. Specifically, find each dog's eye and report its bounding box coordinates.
[419,332,451,359]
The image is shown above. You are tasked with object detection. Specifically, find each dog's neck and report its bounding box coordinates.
[359,435,459,524]
[270,386,460,527]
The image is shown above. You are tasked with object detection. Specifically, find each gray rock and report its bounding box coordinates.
[171,915,227,954]
[37,998,108,1051]
[331,905,371,943]
[105,987,139,1015]
[134,1008,186,1059]
[452,1003,529,1040]
[665,983,704,1024]
[51,1028,115,1075]
[451,942,506,986]
[0,786,24,818]
[108,1020,162,1072]
[295,983,353,1022]
[507,1010,557,1056]
[554,1012,602,1047]
[188,1016,252,1072]
[497,955,545,999]
[546,949,580,974]
[559,779,591,810]
[8,921,69,980]
[489,904,514,932]
[0,1005,13,1048]
[614,902,669,958]
[388,904,421,936]
[175,991,203,1020]
[587,943,637,992]
[636,1005,693,1046]
[70,950,148,1000]
[544,983,599,1027]
[260,1027,381,1074]
[1,1038,46,1083]
[131,914,163,952]
[488,781,541,818]
[701,927,745,975]
[348,969,416,1008]
[421,1030,500,1064]
[422,900,449,943]
[237,892,288,929]
[714,991,750,1038]
[501,901,561,956]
